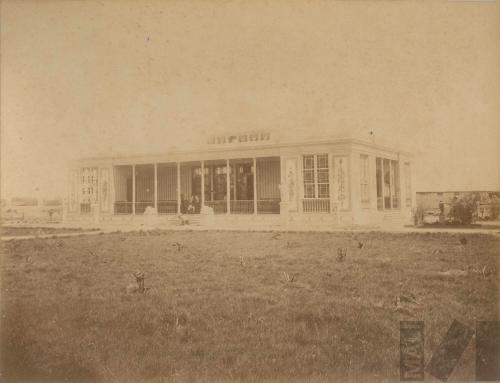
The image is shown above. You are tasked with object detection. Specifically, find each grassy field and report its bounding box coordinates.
[1,230,498,383]
[1,226,96,237]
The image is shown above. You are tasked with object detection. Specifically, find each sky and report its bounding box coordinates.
[1,0,499,199]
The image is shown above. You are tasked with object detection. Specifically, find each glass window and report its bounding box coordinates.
[302,154,329,199]
[318,184,329,198]
[303,155,314,170]
[304,184,315,198]
[376,157,400,210]
[317,154,328,169]
[303,170,314,183]
[317,169,329,183]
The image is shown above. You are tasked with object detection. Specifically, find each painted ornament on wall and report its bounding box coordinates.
[100,168,110,212]
[285,158,298,211]
[81,167,98,204]
[334,157,349,210]
[69,170,79,212]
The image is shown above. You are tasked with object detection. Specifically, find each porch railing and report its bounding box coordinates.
[114,201,133,214]
[135,201,154,214]
[230,200,254,214]
[377,197,384,210]
[80,203,92,214]
[377,196,401,210]
[158,200,177,215]
[205,200,227,214]
[257,199,280,214]
[392,196,400,209]
[302,198,330,213]
[112,199,282,215]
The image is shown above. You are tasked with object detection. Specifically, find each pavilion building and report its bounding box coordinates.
[65,132,414,229]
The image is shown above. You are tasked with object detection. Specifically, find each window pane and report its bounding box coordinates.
[317,169,329,183]
[303,170,314,183]
[303,155,314,170]
[317,154,328,169]
[304,184,315,198]
[318,184,329,198]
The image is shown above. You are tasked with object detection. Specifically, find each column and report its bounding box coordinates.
[349,152,361,222]
[132,164,136,215]
[253,157,257,214]
[177,162,181,214]
[397,154,403,210]
[381,158,385,210]
[389,159,393,209]
[226,159,230,214]
[370,156,378,211]
[154,163,158,209]
[329,154,335,213]
[201,160,205,207]
[297,156,304,213]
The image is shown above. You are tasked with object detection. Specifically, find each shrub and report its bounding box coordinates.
[447,196,476,225]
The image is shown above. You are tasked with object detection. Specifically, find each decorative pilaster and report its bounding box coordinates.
[154,163,158,209]
[253,157,257,214]
[132,164,136,215]
[177,162,181,214]
[329,154,335,214]
[201,160,205,207]
[226,159,230,214]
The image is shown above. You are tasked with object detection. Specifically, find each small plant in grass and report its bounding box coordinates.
[126,271,148,294]
[282,271,296,283]
[336,247,347,262]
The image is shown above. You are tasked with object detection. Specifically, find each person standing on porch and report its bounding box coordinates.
[194,195,201,213]
[180,194,188,214]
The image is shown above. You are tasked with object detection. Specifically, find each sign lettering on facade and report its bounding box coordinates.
[207,132,271,145]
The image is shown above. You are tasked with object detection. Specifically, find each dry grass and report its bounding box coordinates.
[1,226,95,237]
[1,230,498,383]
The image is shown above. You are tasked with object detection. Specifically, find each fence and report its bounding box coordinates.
[114,202,133,214]
[230,200,254,214]
[205,200,227,214]
[302,198,330,213]
[158,200,177,214]
[257,199,280,214]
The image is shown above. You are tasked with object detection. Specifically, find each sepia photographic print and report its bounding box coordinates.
[1,1,499,382]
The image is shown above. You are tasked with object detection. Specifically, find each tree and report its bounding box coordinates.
[448,195,476,225]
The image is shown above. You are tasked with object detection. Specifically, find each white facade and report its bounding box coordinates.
[66,135,414,228]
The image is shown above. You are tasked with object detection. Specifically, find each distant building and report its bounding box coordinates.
[416,191,500,220]
[66,133,415,228]
[10,197,38,206]
[43,198,62,206]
